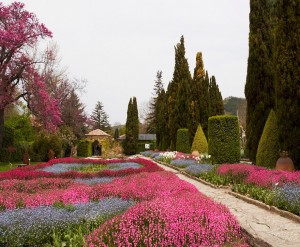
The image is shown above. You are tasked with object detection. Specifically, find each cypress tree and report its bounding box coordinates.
[167,35,192,150]
[190,52,210,137]
[132,97,139,141]
[114,128,119,140]
[274,0,300,169]
[245,0,275,163]
[155,89,166,149]
[209,75,224,117]
[191,124,208,154]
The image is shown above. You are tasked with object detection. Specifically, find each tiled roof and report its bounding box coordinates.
[85,129,110,136]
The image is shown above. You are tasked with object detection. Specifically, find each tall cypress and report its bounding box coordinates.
[209,75,224,117]
[124,97,139,155]
[191,52,209,137]
[155,89,166,149]
[274,0,300,169]
[245,0,275,162]
[167,35,192,150]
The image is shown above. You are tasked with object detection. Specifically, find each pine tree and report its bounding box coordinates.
[245,0,275,163]
[146,71,164,134]
[274,0,300,169]
[167,35,192,150]
[61,89,87,139]
[209,75,224,117]
[124,97,139,155]
[90,101,111,132]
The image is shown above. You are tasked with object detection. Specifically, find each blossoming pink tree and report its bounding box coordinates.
[0,2,61,148]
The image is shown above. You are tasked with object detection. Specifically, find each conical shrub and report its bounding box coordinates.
[191,124,208,154]
[256,109,280,168]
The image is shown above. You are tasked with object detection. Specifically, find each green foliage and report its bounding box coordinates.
[274,0,300,169]
[167,36,192,150]
[2,125,14,147]
[245,0,275,162]
[123,97,139,155]
[114,128,119,140]
[191,124,208,154]
[256,110,280,168]
[90,101,111,132]
[0,142,27,162]
[31,133,63,161]
[208,115,240,164]
[208,75,224,117]
[223,97,247,116]
[176,128,191,153]
[77,140,92,157]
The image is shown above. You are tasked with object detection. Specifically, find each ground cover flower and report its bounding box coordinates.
[171,159,198,168]
[0,198,134,246]
[74,177,114,185]
[90,171,198,201]
[185,164,214,176]
[86,193,245,247]
[0,158,163,180]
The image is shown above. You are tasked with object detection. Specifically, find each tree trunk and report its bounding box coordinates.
[0,108,4,149]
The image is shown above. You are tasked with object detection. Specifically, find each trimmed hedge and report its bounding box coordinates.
[256,109,280,168]
[208,115,240,164]
[77,140,92,157]
[176,129,191,153]
[191,124,208,154]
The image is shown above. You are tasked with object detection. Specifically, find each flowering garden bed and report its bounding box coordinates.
[141,151,300,217]
[0,157,248,246]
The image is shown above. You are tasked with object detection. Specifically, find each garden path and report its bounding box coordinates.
[155,161,300,247]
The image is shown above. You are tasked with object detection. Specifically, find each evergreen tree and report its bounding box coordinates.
[155,89,166,149]
[256,109,280,168]
[274,0,300,169]
[114,128,119,140]
[191,124,208,154]
[245,0,275,162]
[146,71,164,134]
[167,35,192,150]
[124,97,139,155]
[209,76,224,117]
[61,89,87,139]
[191,52,210,137]
[90,101,111,132]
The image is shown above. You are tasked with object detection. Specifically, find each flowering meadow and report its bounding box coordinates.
[0,157,248,246]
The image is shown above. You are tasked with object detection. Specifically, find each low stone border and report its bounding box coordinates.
[153,158,300,224]
[228,191,300,224]
[240,227,272,247]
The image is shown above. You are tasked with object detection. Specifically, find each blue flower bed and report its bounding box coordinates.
[273,183,300,215]
[150,152,161,159]
[0,198,134,246]
[39,162,142,174]
[171,159,198,168]
[107,162,141,170]
[185,164,214,176]
[75,177,114,185]
[140,151,154,157]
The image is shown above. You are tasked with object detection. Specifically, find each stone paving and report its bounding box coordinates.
[156,163,300,247]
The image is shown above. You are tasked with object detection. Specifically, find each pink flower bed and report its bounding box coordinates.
[0,157,163,180]
[217,164,300,188]
[90,171,198,201]
[86,193,244,247]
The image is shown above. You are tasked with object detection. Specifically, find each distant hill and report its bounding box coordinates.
[223,96,246,128]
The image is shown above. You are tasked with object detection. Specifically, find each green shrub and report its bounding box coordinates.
[191,124,208,153]
[208,115,240,164]
[77,140,92,157]
[256,109,280,168]
[31,133,63,161]
[176,129,190,153]
[0,142,27,162]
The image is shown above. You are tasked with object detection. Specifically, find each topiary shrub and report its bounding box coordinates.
[256,109,280,168]
[77,140,92,157]
[208,115,240,164]
[176,129,191,153]
[191,124,208,154]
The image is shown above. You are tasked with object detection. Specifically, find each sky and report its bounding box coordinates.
[3,0,250,125]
